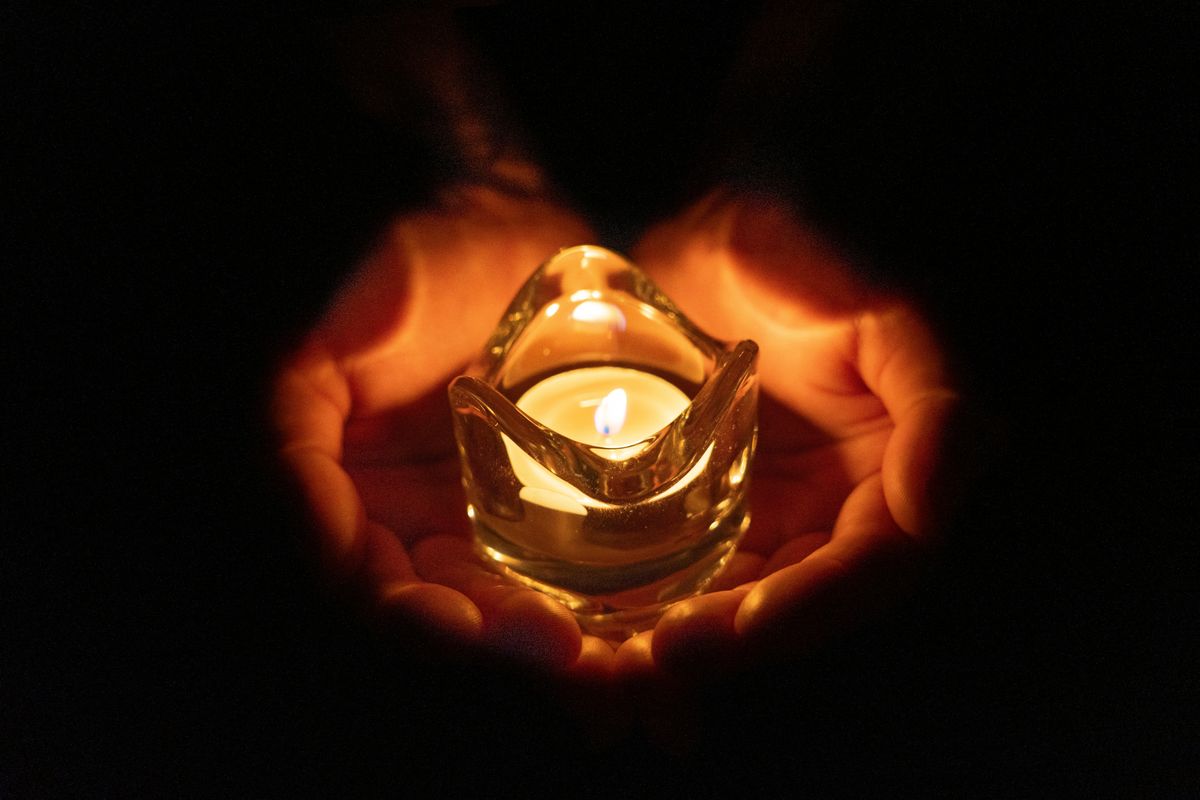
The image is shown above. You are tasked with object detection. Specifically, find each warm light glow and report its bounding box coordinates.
[593,388,627,438]
[450,244,759,636]
[569,289,600,303]
[570,299,626,330]
[514,366,689,454]
[519,485,588,516]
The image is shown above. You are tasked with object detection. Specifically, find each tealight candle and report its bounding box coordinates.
[450,245,758,638]
[502,367,700,554]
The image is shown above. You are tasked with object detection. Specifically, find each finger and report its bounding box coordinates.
[328,204,596,414]
[377,582,484,648]
[735,474,922,658]
[569,635,616,682]
[412,536,526,619]
[279,447,366,580]
[362,520,419,585]
[612,630,657,683]
[856,307,975,539]
[484,590,583,671]
[885,390,992,541]
[413,543,520,616]
[360,518,486,650]
[271,351,350,460]
[651,590,749,681]
[759,531,831,577]
[273,351,364,577]
[412,535,583,671]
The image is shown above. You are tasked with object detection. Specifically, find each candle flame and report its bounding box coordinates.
[593,388,627,438]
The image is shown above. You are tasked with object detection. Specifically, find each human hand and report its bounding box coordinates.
[271,184,623,674]
[271,182,981,745]
[621,189,982,686]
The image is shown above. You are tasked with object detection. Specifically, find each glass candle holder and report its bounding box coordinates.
[449,245,758,639]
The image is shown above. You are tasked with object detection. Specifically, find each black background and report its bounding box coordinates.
[4,3,1194,795]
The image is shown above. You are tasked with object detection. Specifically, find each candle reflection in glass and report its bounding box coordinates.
[449,245,758,639]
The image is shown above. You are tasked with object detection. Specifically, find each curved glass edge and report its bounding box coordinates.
[474,245,733,383]
[449,340,757,503]
[449,244,759,504]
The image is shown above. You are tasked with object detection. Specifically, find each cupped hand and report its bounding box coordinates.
[271,184,615,672]
[625,190,980,684]
[271,182,980,743]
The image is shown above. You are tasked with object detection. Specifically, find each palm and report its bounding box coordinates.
[330,188,593,534]
[641,235,893,566]
[274,187,967,686]
[273,186,601,663]
[621,193,962,671]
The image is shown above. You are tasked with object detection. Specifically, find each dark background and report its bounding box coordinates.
[5,3,1194,795]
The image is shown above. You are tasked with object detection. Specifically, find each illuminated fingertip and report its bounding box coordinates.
[486,591,582,671]
[613,630,656,679]
[653,591,744,678]
[570,635,617,682]
[380,582,484,644]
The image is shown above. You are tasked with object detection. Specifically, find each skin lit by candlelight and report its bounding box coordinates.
[273,183,973,687]
[594,387,627,438]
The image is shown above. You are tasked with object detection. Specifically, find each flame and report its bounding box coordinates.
[593,388,627,438]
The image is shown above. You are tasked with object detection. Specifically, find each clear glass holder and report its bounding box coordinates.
[449,245,758,640]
